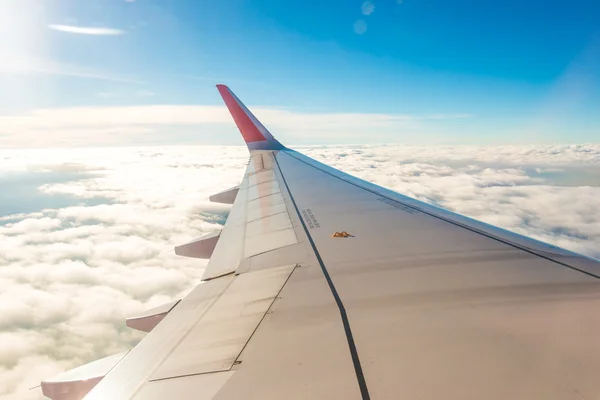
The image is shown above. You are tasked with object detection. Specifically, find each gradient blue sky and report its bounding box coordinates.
[0,0,599,146]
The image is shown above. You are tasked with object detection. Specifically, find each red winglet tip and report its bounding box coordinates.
[217,84,268,144]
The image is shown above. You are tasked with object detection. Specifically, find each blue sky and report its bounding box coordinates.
[0,0,599,146]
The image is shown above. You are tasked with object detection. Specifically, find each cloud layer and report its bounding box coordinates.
[48,25,125,36]
[0,144,599,399]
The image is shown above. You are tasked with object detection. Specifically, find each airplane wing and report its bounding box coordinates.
[41,85,600,400]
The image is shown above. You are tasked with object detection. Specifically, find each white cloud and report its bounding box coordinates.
[0,144,599,398]
[48,25,125,36]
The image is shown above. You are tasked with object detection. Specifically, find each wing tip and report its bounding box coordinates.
[216,84,285,151]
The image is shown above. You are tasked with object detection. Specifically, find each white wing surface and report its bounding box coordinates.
[41,85,600,400]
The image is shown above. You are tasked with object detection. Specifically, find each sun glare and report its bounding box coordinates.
[0,0,50,74]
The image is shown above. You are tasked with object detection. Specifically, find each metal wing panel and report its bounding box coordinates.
[150,264,296,380]
[244,228,297,258]
[245,212,293,237]
[132,371,236,400]
[202,152,298,280]
[284,149,600,274]
[85,264,299,399]
[211,262,364,400]
[247,169,276,186]
[246,198,288,222]
[84,276,235,400]
[269,149,600,400]
[201,176,250,280]
[247,180,280,201]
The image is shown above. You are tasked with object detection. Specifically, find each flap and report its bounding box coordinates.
[150,264,296,380]
[202,153,298,281]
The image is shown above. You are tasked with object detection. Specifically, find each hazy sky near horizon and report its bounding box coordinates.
[1,0,599,147]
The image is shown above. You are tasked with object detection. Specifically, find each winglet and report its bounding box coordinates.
[217,84,284,150]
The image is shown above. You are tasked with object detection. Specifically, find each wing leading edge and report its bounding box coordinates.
[41,85,600,400]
